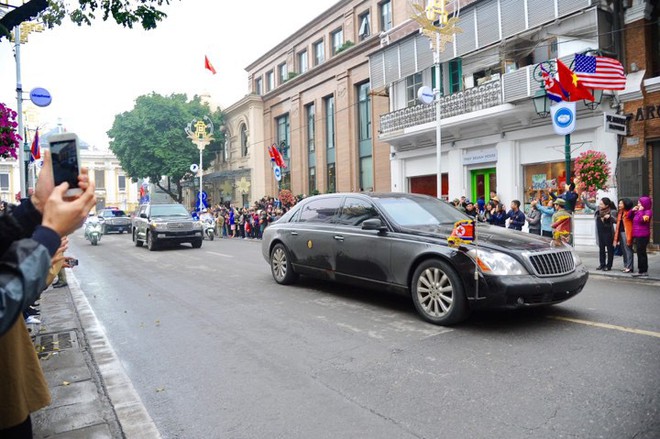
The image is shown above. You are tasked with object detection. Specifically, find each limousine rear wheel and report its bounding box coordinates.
[411,259,468,326]
[270,243,298,285]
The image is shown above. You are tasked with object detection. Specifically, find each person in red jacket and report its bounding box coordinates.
[627,196,653,277]
[613,198,634,273]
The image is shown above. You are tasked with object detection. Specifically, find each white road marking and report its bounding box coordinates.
[549,316,660,339]
[206,251,234,258]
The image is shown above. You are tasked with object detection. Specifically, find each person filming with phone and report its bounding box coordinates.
[0,146,96,438]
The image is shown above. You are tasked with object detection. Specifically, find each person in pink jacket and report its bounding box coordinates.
[627,196,653,277]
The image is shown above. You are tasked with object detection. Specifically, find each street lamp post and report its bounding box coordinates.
[413,0,460,199]
[185,117,214,210]
[13,21,44,198]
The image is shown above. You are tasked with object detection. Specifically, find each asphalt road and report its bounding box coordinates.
[68,230,660,439]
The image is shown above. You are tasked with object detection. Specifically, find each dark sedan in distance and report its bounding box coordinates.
[262,193,589,326]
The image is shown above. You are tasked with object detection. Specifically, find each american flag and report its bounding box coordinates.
[573,54,626,90]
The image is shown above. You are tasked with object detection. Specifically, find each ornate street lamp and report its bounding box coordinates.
[584,88,603,110]
[532,89,551,118]
[185,117,214,210]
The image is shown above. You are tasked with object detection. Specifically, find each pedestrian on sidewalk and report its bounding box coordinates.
[0,151,96,439]
[593,197,617,271]
[538,199,556,238]
[551,198,572,245]
[628,196,653,277]
[526,200,542,235]
[613,198,634,273]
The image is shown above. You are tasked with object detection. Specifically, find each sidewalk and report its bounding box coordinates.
[30,272,160,439]
[574,247,660,282]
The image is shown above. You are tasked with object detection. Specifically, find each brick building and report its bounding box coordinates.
[618,0,659,244]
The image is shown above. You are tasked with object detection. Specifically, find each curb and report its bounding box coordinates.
[68,271,162,439]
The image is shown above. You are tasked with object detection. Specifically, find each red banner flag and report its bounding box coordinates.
[204,55,216,75]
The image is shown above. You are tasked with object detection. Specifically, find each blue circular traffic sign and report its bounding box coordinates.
[553,106,573,128]
[30,87,52,107]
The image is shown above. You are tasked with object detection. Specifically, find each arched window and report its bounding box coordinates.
[240,124,249,157]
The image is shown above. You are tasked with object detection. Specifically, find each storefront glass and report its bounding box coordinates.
[523,161,588,213]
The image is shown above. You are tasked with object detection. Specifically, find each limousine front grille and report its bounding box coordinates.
[527,250,575,277]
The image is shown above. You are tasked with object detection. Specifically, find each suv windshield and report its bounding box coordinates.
[376,196,466,227]
[102,210,127,217]
[150,205,190,217]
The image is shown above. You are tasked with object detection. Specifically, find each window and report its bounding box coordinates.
[240,124,248,157]
[306,103,315,153]
[379,0,392,32]
[651,2,660,77]
[449,59,462,94]
[337,197,380,227]
[298,197,341,223]
[94,170,105,189]
[255,77,263,95]
[0,173,9,191]
[298,50,308,74]
[327,163,336,193]
[358,11,370,41]
[266,71,274,92]
[325,95,335,151]
[406,73,423,107]
[278,62,287,84]
[357,82,373,191]
[313,40,325,66]
[308,166,316,194]
[432,65,444,96]
[118,175,126,192]
[331,28,344,55]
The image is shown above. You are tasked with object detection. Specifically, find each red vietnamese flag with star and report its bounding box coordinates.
[556,59,594,102]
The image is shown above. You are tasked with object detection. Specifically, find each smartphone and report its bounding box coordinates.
[67,258,79,267]
[48,133,82,197]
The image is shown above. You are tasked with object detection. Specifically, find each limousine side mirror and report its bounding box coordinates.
[362,218,387,232]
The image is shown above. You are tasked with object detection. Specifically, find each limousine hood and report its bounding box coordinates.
[403,223,557,253]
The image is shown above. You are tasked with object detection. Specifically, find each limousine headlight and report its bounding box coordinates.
[468,249,528,276]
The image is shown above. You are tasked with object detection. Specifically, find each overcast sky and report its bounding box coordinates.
[0,0,338,149]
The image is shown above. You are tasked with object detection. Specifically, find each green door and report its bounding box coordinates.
[471,168,496,203]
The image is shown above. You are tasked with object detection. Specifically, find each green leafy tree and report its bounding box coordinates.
[107,93,224,203]
[0,0,175,40]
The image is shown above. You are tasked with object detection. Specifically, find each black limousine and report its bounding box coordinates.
[262,193,588,325]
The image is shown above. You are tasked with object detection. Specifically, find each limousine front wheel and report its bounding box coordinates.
[411,259,468,325]
[270,243,298,285]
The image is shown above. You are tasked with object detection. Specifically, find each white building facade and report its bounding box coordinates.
[370,0,623,247]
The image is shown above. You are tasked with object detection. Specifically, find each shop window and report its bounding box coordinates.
[523,161,587,213]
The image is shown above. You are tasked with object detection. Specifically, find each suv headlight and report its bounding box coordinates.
[467,249,528,276]
[193,221,202,229]
[150,222,160,230]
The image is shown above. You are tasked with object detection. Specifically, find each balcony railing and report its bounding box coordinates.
[379,80,502,135]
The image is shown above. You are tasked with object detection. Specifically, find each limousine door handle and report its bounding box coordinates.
[290,231,298,236]
[333,235,344,242]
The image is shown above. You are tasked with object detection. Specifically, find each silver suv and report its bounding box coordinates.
[98,209,131,234]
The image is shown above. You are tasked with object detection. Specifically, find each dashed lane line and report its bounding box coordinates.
[549,316,660,339]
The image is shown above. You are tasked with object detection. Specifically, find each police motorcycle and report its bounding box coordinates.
[84,216,103,246]
[200,210,216,241]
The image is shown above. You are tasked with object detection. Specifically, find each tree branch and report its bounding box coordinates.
[155,181,181,203]
[0,0,48,38]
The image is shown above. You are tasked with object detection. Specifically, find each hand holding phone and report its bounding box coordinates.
[48,133,83,198]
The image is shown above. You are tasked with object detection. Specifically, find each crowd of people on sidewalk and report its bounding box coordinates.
[194,195,299,240]
[449,183,653,277]
[0,151,97,438]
